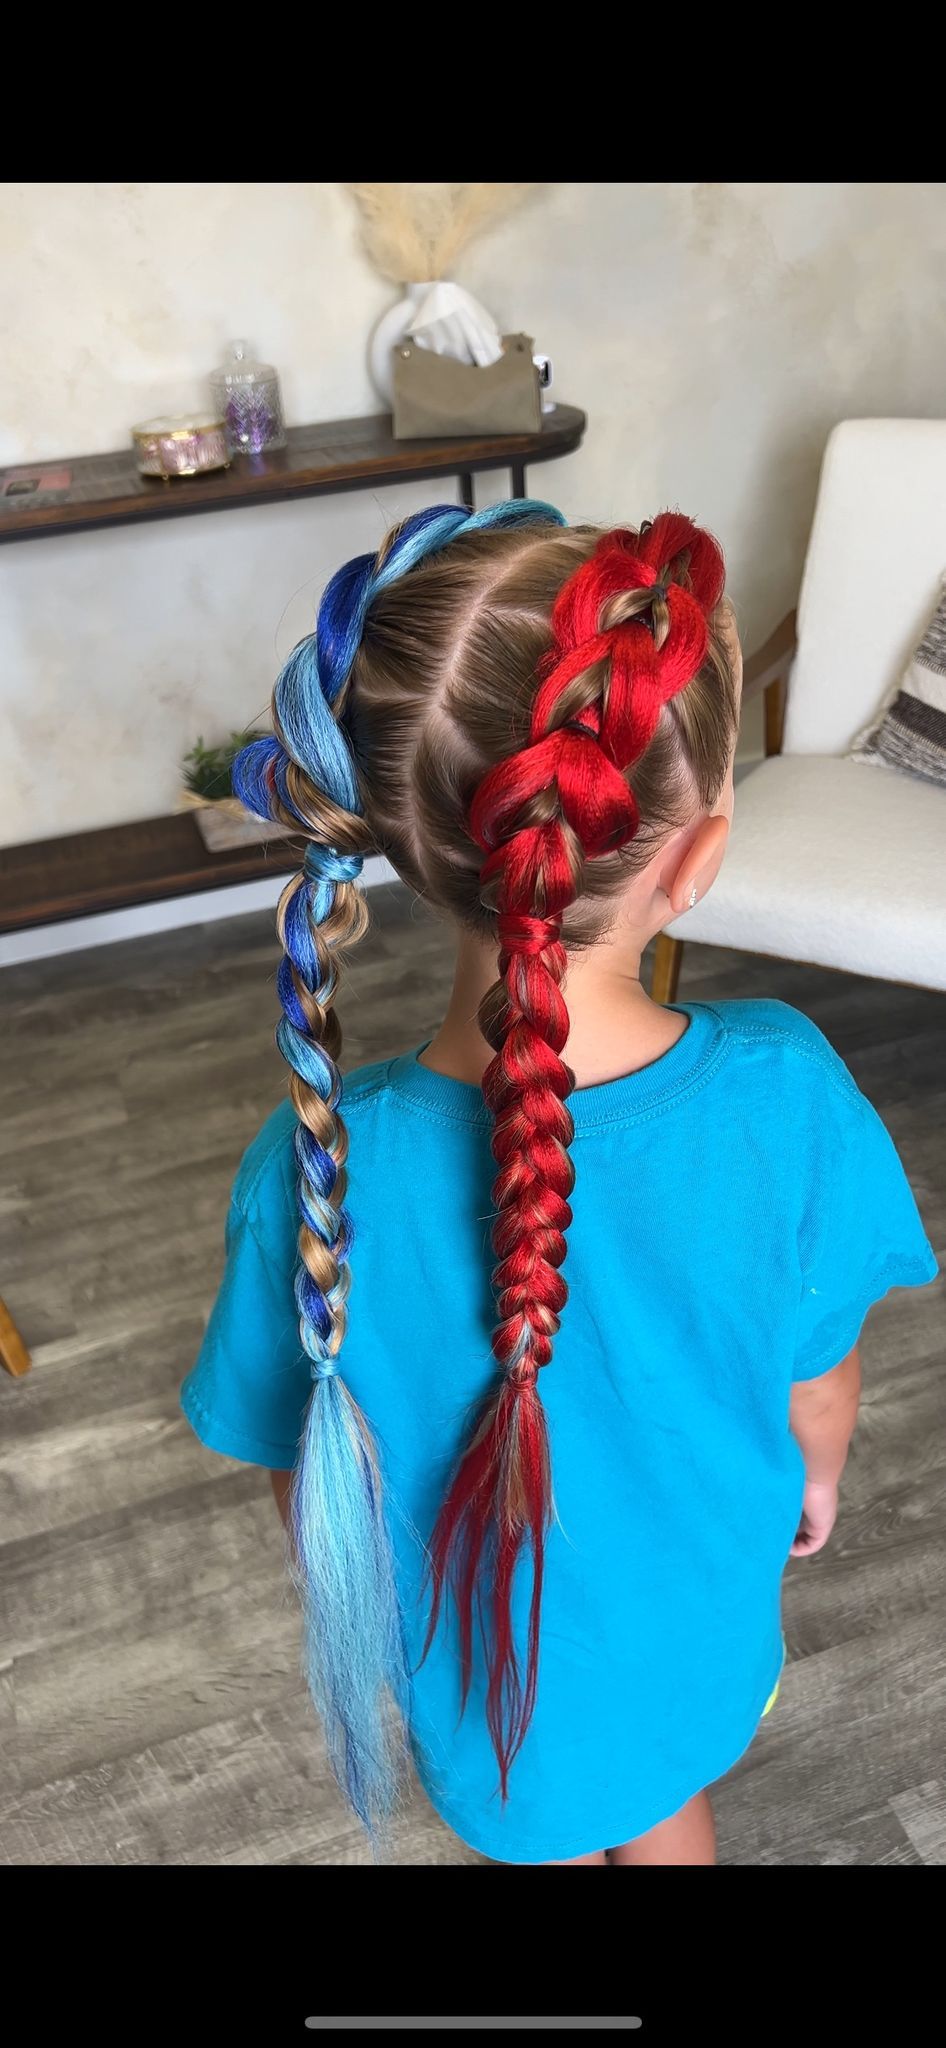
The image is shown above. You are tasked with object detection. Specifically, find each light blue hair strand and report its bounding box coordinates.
[234,498,566,1833]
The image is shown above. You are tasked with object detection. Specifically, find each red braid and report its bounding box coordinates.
[424,512,725,1792]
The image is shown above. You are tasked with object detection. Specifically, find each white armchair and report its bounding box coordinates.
[652,418,946,1004]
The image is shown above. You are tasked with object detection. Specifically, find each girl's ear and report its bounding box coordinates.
[662,813,730,918]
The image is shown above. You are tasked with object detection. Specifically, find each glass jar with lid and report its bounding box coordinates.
[210,340,286,457]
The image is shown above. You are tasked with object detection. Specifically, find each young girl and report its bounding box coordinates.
[181,502,937,1866]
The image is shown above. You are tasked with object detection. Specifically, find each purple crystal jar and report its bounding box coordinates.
[210,339,286,457]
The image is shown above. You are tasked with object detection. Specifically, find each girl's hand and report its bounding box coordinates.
[790,1479,839,1557]
[789,1348,860,1559]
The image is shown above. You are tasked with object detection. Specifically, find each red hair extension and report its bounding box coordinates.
[425,513,725,1794]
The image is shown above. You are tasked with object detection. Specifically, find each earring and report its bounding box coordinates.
[688,886,698,909]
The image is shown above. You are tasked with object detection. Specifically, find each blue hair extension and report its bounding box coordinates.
[233,499,566,1833]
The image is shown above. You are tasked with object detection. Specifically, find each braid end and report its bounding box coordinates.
[424,1369,551,1798]
[293,1370,410,1835]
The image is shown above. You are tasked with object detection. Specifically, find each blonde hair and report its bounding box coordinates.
[349,522,736,943]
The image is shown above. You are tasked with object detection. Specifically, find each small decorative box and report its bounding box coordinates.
[133,416,230,480]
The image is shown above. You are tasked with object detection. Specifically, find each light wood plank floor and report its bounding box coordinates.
[1,887,943,1865]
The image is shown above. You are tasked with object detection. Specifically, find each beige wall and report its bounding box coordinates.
[2,180,944,846]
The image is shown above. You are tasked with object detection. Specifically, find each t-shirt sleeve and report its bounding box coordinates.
[793,1087,938,1382]
[180,1193,310,1470]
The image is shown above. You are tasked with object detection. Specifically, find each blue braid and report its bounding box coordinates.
[233,498,566,1833]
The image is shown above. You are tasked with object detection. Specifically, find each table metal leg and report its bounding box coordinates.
[458,472,475,510]
[511,460,527,499]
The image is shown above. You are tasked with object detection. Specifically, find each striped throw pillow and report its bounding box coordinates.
[853,583,946,787]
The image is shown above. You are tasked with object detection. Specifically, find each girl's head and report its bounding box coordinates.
[237,502,738,1830]
[350,514,738,950]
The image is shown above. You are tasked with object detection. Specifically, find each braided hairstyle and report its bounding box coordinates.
[239,501,733,1822]
[422,514,726,1788]
[233,500,567,1831]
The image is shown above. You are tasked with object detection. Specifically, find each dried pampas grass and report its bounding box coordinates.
[347,182,537,284]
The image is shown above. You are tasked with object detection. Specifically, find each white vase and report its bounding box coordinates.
[368,282,436,408]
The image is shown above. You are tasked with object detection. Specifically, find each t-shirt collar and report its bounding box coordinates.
[387,1003,725,1132]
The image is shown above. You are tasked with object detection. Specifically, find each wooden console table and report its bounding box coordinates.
[0,405,588,1375]
[0,404,586,545]
[0,404,586,934]
[0,403,587,1376]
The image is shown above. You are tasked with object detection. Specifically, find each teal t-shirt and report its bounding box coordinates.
[181,1000,937,1861]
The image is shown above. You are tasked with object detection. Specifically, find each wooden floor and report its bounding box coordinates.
[1,885,943,1866]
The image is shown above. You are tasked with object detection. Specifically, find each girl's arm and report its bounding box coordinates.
[789,1344,861,1557]
[270,1467,293,1530]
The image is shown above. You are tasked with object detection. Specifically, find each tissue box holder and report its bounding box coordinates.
[392,333,541,440]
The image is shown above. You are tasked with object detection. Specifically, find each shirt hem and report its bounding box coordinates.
[179,1381,299,1469]
[416,1650,785,1864]
[792,1247,938,1381]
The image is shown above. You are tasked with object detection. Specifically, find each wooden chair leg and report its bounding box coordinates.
[0,1296,31,1377]
[651,933,684,1006]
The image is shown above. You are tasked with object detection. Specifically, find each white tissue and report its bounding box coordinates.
[409,281,504,369]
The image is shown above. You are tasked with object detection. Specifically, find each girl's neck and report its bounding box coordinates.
[421,928,687,1091]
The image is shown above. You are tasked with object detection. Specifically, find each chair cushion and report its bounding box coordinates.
[667,754,946,989]
[783,419,946,757]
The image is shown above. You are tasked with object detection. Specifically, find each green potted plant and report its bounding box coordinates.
[179,730,293,852]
